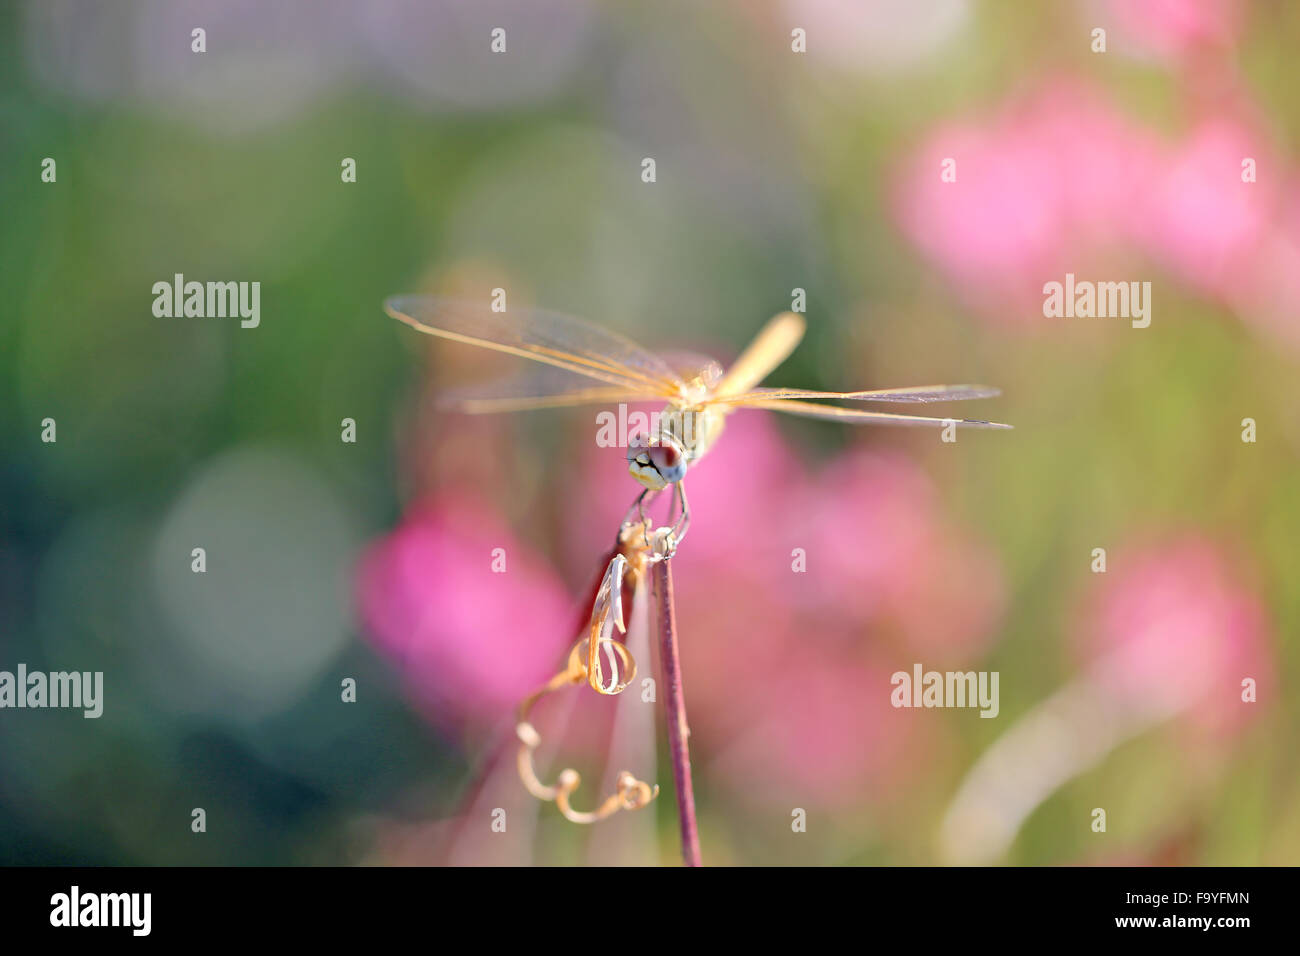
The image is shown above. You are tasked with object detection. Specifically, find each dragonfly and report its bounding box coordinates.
[386,296,1009,836]
[385,296,1011,539]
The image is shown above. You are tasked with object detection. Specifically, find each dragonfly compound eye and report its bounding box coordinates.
[626,434,687,490]
[650,441,680,470]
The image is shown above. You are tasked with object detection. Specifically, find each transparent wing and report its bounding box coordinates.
[711,312,806,398]
[713,384,1002,405]
[436,364,668,414]
[656,350,725,390]
[736,397,1013,429]
[386,296,686,396]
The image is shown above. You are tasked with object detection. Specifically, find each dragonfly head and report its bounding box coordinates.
[627,432,687,490]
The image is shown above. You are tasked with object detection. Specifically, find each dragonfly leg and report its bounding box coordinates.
[617,486,663,550]
[671,479,691,544]
[619,487,649,533]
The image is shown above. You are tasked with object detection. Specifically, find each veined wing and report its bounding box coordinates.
[385,296,686,396]
[436,364,669,414]
[656,350,724,391]
[736,397,1012,429]
[711,312,806,398]
[712,384,1002,405]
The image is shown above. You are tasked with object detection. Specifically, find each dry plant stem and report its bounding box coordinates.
[652,558,703,867]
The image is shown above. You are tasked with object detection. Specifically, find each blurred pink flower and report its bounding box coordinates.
[710,656,929,810]
[1137,117,1280,300]
[1075,535,1271,735]
[356,493,573,734]
[1091,0,1246,61]
[893,80,1159,325]
[785,451,1005,663]
[941,534,1269,863]
[894,77,1299,351]
[1230,193,1300,352]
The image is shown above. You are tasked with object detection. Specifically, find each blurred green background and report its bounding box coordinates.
[1,0,1298,865]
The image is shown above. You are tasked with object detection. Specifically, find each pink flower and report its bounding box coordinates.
[892,77,1300,351]
[940,533,1270,864]
[1093,0,1246,61]
[892,80,1158,325]
[785,450,1005,663]
[1230,194,1300,351]
[709,655,930,810]
[1136,117,1279,300]
[1074,536,1271,735]
[356,494,574,734]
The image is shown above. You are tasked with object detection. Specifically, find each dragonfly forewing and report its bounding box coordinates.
[385,296,687,396]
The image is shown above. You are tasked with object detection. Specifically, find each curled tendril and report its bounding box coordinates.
[516,635,659,824]
[587,554,630,695]
[513,497,686,825]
